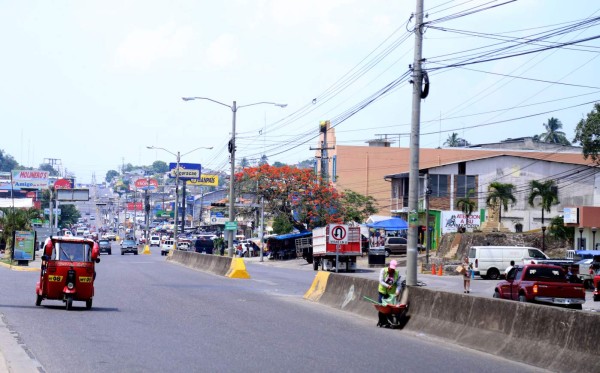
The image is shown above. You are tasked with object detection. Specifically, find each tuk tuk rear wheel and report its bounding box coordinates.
[36,294,42,306]
[86,299,92,310]
[65,297,73,310]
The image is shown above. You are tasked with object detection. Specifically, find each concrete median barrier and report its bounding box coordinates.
[304,272,600,373]
[168,250,249,278]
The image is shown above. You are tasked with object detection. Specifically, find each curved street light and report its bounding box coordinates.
[182,97,287,257]
[146,145,212,253]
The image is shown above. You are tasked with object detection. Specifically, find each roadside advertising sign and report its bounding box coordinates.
[210,216,228,225]
[169,163,201,180]
[11,170,49,189]
[188,174,219,186]
[563,207,578,224]
[56,189,90,201]
[441,210,481,233]
[127,202,144,211]
[53,178,73,189]
[134,178,159,191]
[12,230,36,261]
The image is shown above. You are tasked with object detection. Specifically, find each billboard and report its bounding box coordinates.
[11,170,49,189]
[134,178,159,191]
[56,188,89,201]
[563,207,578,224]
[54,178,74,189]
[441,210,481,233]
[12,230,36,261]
[127,202,144,211]
[188,174,219,187]
[169,163,201,180]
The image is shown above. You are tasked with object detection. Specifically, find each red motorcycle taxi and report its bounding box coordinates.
[36,236,101,310]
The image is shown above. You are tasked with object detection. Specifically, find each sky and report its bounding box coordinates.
[2,0,599,184]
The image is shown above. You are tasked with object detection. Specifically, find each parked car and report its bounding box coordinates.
[120,239,138,255]
[384,237,407,257]
[98,240,112,255]
[493,264,586,310]
[149,235,161,247]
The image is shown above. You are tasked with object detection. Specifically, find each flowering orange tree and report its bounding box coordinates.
[235,164,344,230]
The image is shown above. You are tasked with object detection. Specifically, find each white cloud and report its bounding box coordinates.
[113,22,194,71]
[205,33,239,69]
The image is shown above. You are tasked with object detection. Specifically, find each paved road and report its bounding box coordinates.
[0,245,546,373]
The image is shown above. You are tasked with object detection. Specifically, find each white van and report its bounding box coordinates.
[161,239,174,256]
[468,246,549,280]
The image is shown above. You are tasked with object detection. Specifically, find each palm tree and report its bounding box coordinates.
[485,182,516,222]
[444,132,470,147]
[456,189,476,232]
[527,180,559,226]
[539,117,571,145]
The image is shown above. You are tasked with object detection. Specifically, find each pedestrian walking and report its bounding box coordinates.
[462,256,473,293]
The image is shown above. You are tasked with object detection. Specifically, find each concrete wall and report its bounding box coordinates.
[304,272,600,373]
[169,251,232,276]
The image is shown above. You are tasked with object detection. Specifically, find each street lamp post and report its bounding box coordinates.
[592,227,597,250]
[541,225,546,252]
[579,227,585,250]
[182,97,286,257]
[147,146,212,252]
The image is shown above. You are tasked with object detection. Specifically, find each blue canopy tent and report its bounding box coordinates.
[366,217,408,231]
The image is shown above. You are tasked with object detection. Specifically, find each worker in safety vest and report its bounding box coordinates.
[378,259,401,303]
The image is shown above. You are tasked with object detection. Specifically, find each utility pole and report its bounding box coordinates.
[310,120,335,184]
[228,101,237,257]
[406,0,426,287]
[181,180,187,233]
[425,173,431,265]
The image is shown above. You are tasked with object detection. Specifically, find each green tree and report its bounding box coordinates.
[456,189,476,231]
[485,182,516,222]
[58,204,80,227]
[296,158,315,169]
[105,170,119,183]
[272,214,294,234]
[122,163,134,173]
[444,132,470,147]
[539,117,571,145]
[548,215,573,242]
[340,190,378,223]
[272,161,286,168]
[151,161,169,173]
[574,102,600,164]
[0,149,19,172]
[38,163,59,176]
[0,207,38,260]
[527,180,559,225]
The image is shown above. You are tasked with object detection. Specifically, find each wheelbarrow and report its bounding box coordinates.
[363,287,409,329]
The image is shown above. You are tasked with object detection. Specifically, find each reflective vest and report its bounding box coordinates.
[378,268,399,295]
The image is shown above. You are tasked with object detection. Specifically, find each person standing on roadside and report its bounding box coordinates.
[462,256,473,293]
[504,260,515,277]
[378,260,401,303]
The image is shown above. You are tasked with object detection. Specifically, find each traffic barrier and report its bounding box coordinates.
[226,258,250,279]
[142,245,151,255]
[437,265,443,276]
[168,250,250,279]
[431,264,436,275]
[304,272,600,373]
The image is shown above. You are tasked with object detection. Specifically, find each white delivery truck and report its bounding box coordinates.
[312,225,362,272]
[468,246,549,280]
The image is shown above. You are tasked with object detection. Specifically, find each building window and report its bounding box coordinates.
[456,175,476,198]
[429,174,448,197]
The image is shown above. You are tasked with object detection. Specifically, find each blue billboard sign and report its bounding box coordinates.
[169,163,202,180]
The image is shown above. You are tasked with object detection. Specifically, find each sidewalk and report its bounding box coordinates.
[0,251,41,272]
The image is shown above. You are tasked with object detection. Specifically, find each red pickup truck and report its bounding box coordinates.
[493,264,586,310]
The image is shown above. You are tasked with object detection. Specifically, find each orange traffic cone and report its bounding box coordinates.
[437,265,443,276]
[431,264,436,275]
